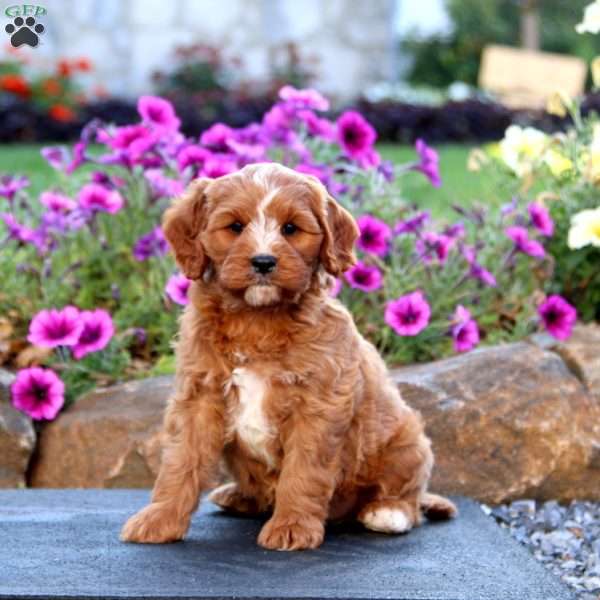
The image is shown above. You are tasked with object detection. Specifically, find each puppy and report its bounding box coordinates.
[121,163,456,551]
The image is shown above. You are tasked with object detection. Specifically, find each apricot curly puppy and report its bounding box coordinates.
[121,163,457,551]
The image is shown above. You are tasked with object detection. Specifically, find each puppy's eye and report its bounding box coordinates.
[229,222,244,234]
[281,223,297,235]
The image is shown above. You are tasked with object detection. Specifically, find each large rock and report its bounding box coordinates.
[392,343,600,504]
[0,369,36,488]
[30,377,171,488]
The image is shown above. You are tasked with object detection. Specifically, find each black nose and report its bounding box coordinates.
[251,254,277,274]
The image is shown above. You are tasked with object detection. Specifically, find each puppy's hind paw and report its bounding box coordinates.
[120,503,189,544]
[420,493,458,521]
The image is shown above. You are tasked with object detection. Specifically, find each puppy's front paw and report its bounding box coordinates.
[120,503,189,544]
[258,515,324,551]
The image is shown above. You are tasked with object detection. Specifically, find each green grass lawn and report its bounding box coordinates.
[0,143,493,219]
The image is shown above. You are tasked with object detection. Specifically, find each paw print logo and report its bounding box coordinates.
[5,16,45,48]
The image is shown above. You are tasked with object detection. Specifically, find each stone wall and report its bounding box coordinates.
[0,0,395,101]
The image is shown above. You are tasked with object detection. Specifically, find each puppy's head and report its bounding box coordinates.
[162,163,358,307]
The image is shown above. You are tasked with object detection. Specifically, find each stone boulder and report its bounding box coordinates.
[30,376,172,488]
[392,342,600,504]
[0,369,36,487]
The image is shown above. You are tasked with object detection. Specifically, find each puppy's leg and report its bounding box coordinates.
[257,394,351,551]
[358,411,440,534]
[121,382,225,544]
[208,483,266,516]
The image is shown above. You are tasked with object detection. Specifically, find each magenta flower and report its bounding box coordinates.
[66,141,87,174]
[462,245,497,287]
[177,145,210,173]
[0,175,29,201]
[28,306,83,348]
[101,124,152,151]
[357,148,382,170]
[165,273,191,305]
[279,85,330,111]
[356,215,391,257]
[200,123,234,152]
[505,226,545,259]
[344,261,383,292]
[78,183,124,214]
[297,110,336,141]
[329,277,342,298]
[137,95,180,131]
[528,202,554,237]
[72,309,115,360]
[412,139,441,187]
[41,146,69,170]
[538,295,577,341]
[201,155,238,178]
[11,367,65,421]
[144,169,184,198]
[40,191,76,212]
[385,291,431,337]
[336,111,377,160]
[295,162,331,184]
[416,232,453,264]
[133,226,168,261]
[1,213,37,245]
[394,211,430,235]
[451,305,480,352]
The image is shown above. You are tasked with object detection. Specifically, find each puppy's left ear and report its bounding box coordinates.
[306,177,358,276]
[162,177,212,280]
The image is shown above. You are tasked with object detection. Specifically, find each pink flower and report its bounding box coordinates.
[177,145,210,173]
[279,85,330,111]
[73,309,115,360]
[329,277,342,298]
[538,295,577,341]
[297,110,336,141]
[416,232,453,264]
[451,305,480,352]
[462,245,497,287]
[357,148,382,170]
[11,367,65,421]
[344,261,383,292]
[336,111,377,160]
[505,226,545,259]
[28,306,83,348]
[165,273,191,305]
[201,155,238,178]
[137,95,180,131]
[1,213,37,245]
[78,183,124,214]
[144,169,184,198]
[412,139,441,187]
[39,191,76,212]
[0,175,29,201]
[356,215,391,257]
[295,162,331,184]
[41,146,69,170]
[200,123,234,152]
[394,211,430,235]
[528,202,554,237]
[385,291,431,337]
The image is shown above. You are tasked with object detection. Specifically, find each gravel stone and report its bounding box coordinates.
[484,499,600,599]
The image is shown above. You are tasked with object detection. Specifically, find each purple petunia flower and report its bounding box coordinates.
[295,162,331,185]
[336,111,377,160]
[1,213,37,245]
[137,95,180,131]
[165,273,191,306]
[133,226,168,261]
[356,215,392,257]
[412,139,441,187]
[528,202,554,237]
[394,211,430,235]
[297,110,336,141]
[385,291,431,337]
[279,85,330,111]
[344,261,383,292]
[200,123,234,152]
[201,155,238,178]
[462,245,497,287]
[538,295,577,341]
[28,305,83,348]
[451,305,480,352]
[78,183,124,214]
[41,146,69,171]
[505,226,545,259]
[177,145,211,173]
[0,175,29,201]
[72,309,115,360]
[11,367,65,421]
[416,232,453,264]
[144,169,184,198]
[40,191,76,212]
[378,160,395,182]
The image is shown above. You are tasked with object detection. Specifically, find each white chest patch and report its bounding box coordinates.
[230,367,275,467]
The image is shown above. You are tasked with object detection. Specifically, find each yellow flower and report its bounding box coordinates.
[592,56,600,87]
[568,206,600,249]
[544,148,573,177]
[586,124,600,183]
[499,125,548,177]
[576,1,600,34]
[467,148,489,172]
[546,91,569,118]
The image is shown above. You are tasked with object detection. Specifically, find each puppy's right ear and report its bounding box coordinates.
[162,178,212,280]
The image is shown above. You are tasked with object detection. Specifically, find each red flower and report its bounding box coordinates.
[74,57,92,72]
[49,104,76,122]
[57,59,72,78]
[41,78,62,96]
[0,73,30,98]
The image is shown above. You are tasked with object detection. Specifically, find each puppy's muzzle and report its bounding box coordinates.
[251,254,277,275]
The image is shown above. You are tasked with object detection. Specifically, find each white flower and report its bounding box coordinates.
[568,206,600,249]
[499,125,548,177]
[576,1,600,34]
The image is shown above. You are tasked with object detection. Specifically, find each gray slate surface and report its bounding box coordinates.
[0,490,573,600]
